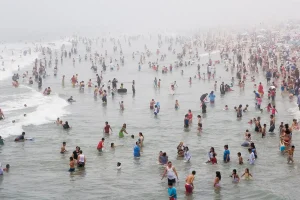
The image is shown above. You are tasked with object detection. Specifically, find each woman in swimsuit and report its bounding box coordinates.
[119,123,128,138]
[177,142,185,157]
[214,171,221,188]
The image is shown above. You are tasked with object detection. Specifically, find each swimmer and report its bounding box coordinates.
[214,171,221,188]
[14,132,25,141]
[61,142,67,153]
[197,115,202,132]
[230,169,240,183]
[119,101,124,110]
[243,104,248,112]
[237,152,243,164]
[241,168,252,179]
[248,119,253,124]
[224,105,228,110]
[184,146,191,162]
[97,138,105,152]
[117,162,122,170]
[185,171,196,194]
[175,100,179,109]
[63,121,71,129]
[68,157,75,172]
[119,123,128,138]
[67,96,75,102]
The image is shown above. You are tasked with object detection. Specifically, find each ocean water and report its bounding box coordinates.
[0,36,300,200]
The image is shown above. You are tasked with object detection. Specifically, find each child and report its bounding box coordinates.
[197,115,202,131]
[231,169,240,183]
[256,96,262,109]
[119,101,124,110]
[211,153,217,164]
[241,168,253,179]
[237,152,243,164]
[69,157,75,172]
[224,105,228,110]
[168,183,177,200]
[175,100,179,109]
[223,145,230,163]
[262,124,266,138]
[243,104,249,112]
[266,103,272,112]
[287,145,295,164]
[184,114,189,128]
[60,142,67,153]
[248,119,253,124]
[271,106,278,115]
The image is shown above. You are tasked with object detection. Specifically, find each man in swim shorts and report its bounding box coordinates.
[69,157,75,172]
[185,171,196,194]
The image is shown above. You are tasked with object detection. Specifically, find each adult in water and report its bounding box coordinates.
[103,121,113,134]
[67,96,75,102]
[0,108,4,120]
[133,142,140,157]
[72,146,80,160]
[161,161,179,185]
[77,150,86,167]
[14,132,25,141]
[185,171,196,194]
[63,121,71,129]
[220,82,225,94]
[119,123,128,138]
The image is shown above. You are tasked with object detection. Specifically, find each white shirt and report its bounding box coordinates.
[249,152,255,165]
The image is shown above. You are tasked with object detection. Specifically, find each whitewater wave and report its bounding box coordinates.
[0,86,69,138]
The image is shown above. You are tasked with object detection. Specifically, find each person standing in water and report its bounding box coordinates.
[133,142,140,157]
[185,171,196,194]
[119,123,128,138]
[132,80,135,94]
[77,150,86,167]
[60,142,67,153]
[103,121,113,134]
[161,161,179,185]
[69,157,75,172]
[97,138,105,152]
[214,171,221,188]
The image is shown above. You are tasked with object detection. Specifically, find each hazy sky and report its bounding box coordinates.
[1,0,300,41]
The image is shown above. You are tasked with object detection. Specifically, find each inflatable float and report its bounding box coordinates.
[117,88,127,93]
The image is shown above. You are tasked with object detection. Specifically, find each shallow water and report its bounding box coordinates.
[0,37,300,200]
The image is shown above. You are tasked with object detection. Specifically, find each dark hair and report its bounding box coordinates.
[63,142,66,145]
[117,162,121,167]
[131,135,134,139]
[168,182,173,186]
[111,143,114,147]
[233,169,237,174]
[237,152,241,156]
[6,164,10,168]
[248,148,252,152]
[102,138,105,141]
[224,145,228,149]
[70,157,73,161]
[192,170,196,175]
[216,171,221,180]
[79,150,83,154]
